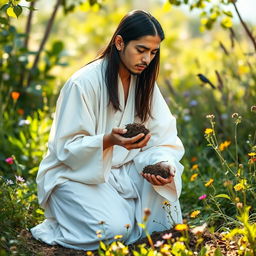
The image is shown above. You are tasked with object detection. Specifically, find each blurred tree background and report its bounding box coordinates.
[0,0,255,254]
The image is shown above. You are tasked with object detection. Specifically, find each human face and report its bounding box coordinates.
[117,35,161,77]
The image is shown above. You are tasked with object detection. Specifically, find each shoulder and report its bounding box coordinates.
[62,58,106,96]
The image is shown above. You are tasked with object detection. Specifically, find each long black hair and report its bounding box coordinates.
[98,10,165,122]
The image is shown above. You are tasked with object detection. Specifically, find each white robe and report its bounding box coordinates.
[31,59,185,250]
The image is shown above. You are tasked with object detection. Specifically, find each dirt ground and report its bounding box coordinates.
[13,228,240,256]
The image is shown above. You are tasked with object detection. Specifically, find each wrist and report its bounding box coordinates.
[103,134,114,150]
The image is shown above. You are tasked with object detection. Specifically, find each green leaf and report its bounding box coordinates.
[0,3,10,12]
[215,194,231,200]
[223,10,233,17]
[13,5,22,17]
[198,247,207,256]
[214,248,223,256]
[0,17,8,25]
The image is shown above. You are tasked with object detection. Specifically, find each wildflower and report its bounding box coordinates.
[190,173,198,181]
[232,113,239,119]
[249,158,256,164]
[86,251,94,256]
[18,119,31,126]
[219,141,231,151]
[5,157,14,165]
[124,224,130,229]
[163,200,170,206]
[223,180,232,187]
[248,152,256,157]
[191,223,207,235]
[206,114,215,119]
[98,220,105,225]
[190,210,201,218]
[17,109,24,115]
[6,179,14,185]
[143,208,151,221]
[236,202,243,208]
[114,235,123,240]
[198,194,207,200]
[11,91,20,100]
[204,128,213,135]
[251,105,256,112]
[174,224,188,231]
[234,183,245,191]
[15,176,25,183]
[191,157,197,162]
[96,230,102,238]
[204,178,214,187]
[162,233,172,240]
[154,240,164,247]
[189,100,198,107]
[191,164,199,170]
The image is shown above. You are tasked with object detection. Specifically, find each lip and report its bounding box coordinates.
[136,65,147,71]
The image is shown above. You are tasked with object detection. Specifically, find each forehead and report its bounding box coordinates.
[129,35,161,48]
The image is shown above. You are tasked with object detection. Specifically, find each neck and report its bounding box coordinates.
[118,62,131,84]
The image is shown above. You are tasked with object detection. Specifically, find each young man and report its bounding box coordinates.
[31,10,184,250]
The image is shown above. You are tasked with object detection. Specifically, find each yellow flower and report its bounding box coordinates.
[204,128,213,135]
[162,200,170,206]
[114,235,123,240]
[204,178,214,187]
[219,141,231,151]
[190,210,201,218]
[86,251,94,256]
[234,183,245,191]
[248,152,256,157]
[190,173,198,181]
[174,224,188,231]
[191,164,199,170]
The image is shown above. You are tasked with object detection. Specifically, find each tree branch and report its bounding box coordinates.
[27,0,62,86]
[232,2,256,52]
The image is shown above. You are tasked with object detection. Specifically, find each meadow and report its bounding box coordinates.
[0,0,255,255]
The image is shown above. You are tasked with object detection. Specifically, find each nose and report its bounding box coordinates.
[142,53,151,65]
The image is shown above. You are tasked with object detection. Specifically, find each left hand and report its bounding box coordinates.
[141,162,175,186]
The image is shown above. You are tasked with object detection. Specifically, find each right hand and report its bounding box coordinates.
[103,128,151,150]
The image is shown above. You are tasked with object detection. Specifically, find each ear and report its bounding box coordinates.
[114,35,124,51]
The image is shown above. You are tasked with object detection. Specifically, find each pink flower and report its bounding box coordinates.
[15,175,25,183]
[154,240,164,247]
[5,157,14,165]
[162,233,172,240]
[198,194,207,200]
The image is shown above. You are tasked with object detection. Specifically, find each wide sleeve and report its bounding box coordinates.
[133,85,184,203]
[47,79,112,184]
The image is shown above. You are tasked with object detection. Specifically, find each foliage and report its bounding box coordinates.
[0,0,256,255]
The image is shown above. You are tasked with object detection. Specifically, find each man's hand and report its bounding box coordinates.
[103,128,151,150]
[141,162,175,186]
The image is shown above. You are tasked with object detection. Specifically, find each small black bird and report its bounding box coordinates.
[197,73,216,89]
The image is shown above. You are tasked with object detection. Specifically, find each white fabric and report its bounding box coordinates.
[31,59,185,250]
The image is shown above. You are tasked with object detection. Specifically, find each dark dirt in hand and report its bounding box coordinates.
[142,162,170,179]
[122,123,149,143]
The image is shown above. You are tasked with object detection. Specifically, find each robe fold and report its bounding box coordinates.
[31,58,185,250]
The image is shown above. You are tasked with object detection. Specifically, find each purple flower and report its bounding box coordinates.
[15,175,25,183]
[5,157,14,165]
[198,194,207,200]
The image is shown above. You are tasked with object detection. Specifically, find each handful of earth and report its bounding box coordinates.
[142,162,171,179]
[121,123,150,143]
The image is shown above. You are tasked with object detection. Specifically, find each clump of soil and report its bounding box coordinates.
[142,162,171,179]
[122,123,149,143]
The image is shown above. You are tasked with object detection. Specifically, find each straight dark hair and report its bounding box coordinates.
[97,10,165,122]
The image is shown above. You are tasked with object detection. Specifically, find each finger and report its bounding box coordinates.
[136,133,151,147]
[149,174,162,185]
[156,175,173,184]
[123,133,145,146]
[112,128,127,135]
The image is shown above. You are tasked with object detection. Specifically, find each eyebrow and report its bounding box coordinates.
[136,45,159,51]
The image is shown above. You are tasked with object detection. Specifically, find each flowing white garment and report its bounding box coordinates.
[31,59,185,250]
